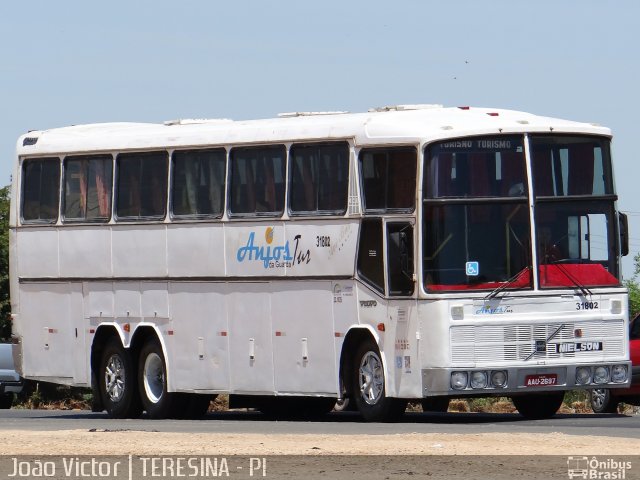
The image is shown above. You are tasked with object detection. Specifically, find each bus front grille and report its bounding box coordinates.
[450,320,625,364]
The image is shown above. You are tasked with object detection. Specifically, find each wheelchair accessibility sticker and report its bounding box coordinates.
[466,261,479,276]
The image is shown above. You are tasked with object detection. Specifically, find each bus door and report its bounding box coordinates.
[385,220,418,396]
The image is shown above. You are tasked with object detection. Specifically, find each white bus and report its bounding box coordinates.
[9,105,631,421]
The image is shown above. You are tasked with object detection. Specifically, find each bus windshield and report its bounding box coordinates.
[423,136,532,291]
[531,135,620,288]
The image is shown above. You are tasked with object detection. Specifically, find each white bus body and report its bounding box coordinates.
[10,105,631,420]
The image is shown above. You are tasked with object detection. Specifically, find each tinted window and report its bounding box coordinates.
[530,135,613,197]
[425,136,526,199]
[357,218,384,293]
[22,158,60,223]
[116,151,168,220]
[172,149,226,218]
[289,142,349,214]
[229,145,285,216]
[360,147,417,212]
[64,155,112,222]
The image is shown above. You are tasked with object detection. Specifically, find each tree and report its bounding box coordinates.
[627,252,640,320]
[0,186,10,341]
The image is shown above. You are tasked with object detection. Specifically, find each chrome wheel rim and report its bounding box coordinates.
[104,354,126,403]
[591,388,607,411]
[359,351,384,405]
[143,352,165,404]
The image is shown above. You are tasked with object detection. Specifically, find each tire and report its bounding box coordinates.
[421,397,450,413]
[0,394,13,409]
[512,392,565,419]
[589,388,619,414]
[333,397,353,412]
[99,338,142,419]
[351,339,407,422]
[138,339,178,419]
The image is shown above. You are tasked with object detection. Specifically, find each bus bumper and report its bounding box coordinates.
[421,362,632,397]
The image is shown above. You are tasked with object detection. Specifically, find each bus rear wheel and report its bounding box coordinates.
[138,339,178,419]
[512,392,565,419]
[99,338,142,419]
[351,339,406,422]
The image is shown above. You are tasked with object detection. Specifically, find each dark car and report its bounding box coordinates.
[589,314,640,413]
[0,343,23,408]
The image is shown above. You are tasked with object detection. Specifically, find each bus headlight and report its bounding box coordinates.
[611,365,628,383]
[451,372,468,390]
[593,366,610,384]
[470,371,488,389]
[490,370,507,388]
[575,367,592,385]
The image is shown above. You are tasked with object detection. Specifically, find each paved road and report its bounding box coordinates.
[1,409,639,438]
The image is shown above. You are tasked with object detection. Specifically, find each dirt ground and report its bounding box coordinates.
[1,429,639,456]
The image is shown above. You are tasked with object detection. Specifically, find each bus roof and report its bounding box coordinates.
[16,105,612,156]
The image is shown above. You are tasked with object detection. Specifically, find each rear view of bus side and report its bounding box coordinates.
[9,105,631,421]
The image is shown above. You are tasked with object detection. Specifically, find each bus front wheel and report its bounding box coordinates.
[99,338,142,419]
[512,392,565,419]
[351,339,406,422]
[138,340,178,419]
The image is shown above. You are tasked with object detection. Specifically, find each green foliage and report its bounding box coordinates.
[625,252,640,320]
[0,186,10,341]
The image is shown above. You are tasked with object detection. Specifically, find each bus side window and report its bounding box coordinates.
[387,222,414,296]
[172,149,225,218]
[359,147,417,213]
[22,158,61,223]
[63,155,113,222]
[229,145,285,217]
[289,142,349,215]
[357,218,384,293]
[116,151,168,220]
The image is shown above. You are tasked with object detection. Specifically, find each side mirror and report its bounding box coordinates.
[619,213,629,257]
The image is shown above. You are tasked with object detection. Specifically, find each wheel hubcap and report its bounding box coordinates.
[359,351,384,405]
[143,352,165,404]
[591,388,606,409]
[104,354,126,403]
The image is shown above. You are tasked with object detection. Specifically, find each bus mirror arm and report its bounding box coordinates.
[620,213,629,257]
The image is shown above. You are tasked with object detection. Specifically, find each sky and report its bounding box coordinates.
[1,0,639,276]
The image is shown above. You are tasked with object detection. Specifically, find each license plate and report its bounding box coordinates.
[525,374,558,387]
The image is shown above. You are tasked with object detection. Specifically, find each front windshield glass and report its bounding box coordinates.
[531,135,619,288]
[423,135,532,292]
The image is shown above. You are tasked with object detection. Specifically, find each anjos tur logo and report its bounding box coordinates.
[265,227,274,244]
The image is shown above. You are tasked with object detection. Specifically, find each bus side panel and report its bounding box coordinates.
[167,224,225,277]
[19,283,86,384]
[227,283,275,394]
[386,300,422,398]
[60,227,111,278]
[168,282,229,392]
[112,225,167,277]
[17,228,59,278]
[271,281,337,395]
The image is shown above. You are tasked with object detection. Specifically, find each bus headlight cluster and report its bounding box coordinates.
[451,372,468,390]
[593,366,610,384]
[611,365,628,383]
[575,365,628,385]
[451,370,508,390]
[576,367,592,385]
[470,371,487,389]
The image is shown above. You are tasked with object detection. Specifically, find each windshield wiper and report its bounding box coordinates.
[549,261,593,297]
[485,266,531,301]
